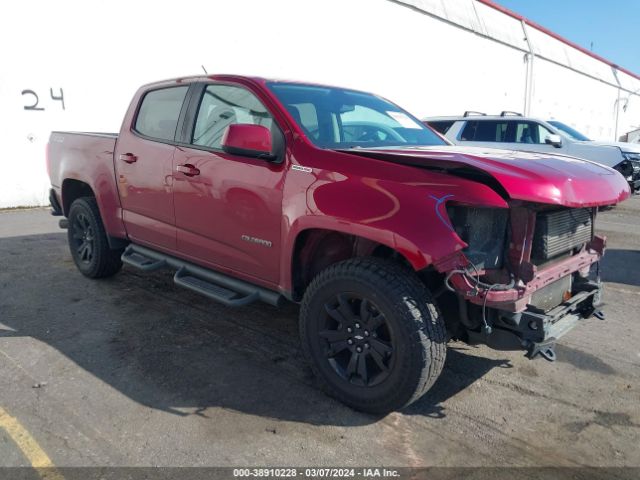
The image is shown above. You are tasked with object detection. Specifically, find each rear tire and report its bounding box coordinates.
[300,257,446,414]
[67,197,123,278]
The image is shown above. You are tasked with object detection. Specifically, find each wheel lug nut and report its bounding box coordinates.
[364,330,369,337]
[347,339,353,345]
[347,327,353,333]
[365,343,370,349]
[355,323,360,329]
[356,346,362,353]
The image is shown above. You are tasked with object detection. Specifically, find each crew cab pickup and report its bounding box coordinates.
[47,75,630,413]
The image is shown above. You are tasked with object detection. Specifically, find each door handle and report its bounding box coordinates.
[119,153,138,163]
[176,164,200,176]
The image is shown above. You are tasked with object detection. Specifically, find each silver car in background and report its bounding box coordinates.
[424,112,640,193]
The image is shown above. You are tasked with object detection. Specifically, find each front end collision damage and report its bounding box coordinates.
[615,153,640,193]
[306,170,604,361]
[334,146,629,361]
[437,202,606,361]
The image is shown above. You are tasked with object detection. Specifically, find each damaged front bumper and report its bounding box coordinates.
[446,236,607,361]
[449,240,604,312]
[466,279,603,360]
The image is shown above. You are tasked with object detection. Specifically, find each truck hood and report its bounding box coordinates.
[339,146,630,207]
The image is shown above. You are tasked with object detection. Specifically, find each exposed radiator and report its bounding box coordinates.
[532,208,593,263]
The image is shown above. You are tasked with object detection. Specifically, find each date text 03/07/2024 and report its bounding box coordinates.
[232,467,400,477]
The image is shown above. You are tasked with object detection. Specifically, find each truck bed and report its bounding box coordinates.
[52,131,118,138]
[48,131,118,189]
[47,130,126,239]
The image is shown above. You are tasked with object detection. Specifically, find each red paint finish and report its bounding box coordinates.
[114,137,177,250]
[221,124,273,154]
[112,80,180,250]
[47,132,127,240]
[172,144,285,284]
[345,147,630,208]
[47,75,631,306]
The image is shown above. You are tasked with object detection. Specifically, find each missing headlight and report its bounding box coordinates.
[616,157,640,180]
[446,206,509,269]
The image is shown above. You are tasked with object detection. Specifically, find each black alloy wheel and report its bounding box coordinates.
[71,211,95,265]
[300,257,447,414]
[321,293,394,387]
[67,197,123,278]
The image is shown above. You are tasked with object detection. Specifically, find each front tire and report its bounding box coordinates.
[67,197,123,278]
[300,258,446,414]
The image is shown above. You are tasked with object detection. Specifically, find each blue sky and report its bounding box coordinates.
[496,0,640,74]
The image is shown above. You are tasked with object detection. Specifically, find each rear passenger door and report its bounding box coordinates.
[115,85,189,250]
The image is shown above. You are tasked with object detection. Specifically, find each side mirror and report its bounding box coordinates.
[545,134,563,148]
[221,124,275,160]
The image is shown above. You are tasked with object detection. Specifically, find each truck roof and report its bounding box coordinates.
[140,74,374,96]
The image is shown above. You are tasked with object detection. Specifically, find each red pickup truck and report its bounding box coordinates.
[47,75,630,413]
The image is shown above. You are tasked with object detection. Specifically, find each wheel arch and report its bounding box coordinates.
[61,178,95,216]
[286,224,423,301]
[61,178,128,249]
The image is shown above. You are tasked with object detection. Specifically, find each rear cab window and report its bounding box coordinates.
[134,86,189,141]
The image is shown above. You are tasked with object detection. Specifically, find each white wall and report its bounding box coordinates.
[1,0,638,208]
[629,131,640,143]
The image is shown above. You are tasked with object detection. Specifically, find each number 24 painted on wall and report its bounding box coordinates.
[22,88,65,111]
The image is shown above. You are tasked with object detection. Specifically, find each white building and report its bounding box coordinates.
[1,0,639,208]
[622,128,640,143]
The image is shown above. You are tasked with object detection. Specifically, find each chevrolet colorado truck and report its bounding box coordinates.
[47,75,630,413]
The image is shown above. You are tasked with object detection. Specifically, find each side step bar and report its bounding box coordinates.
[121,244,283,308]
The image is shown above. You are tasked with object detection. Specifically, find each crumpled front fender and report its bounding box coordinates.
[305,168,508,271]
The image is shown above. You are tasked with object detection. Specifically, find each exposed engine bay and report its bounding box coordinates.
[441,202,604,361]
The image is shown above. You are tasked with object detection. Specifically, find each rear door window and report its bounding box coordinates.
[134,87,189,141]
[460,120,510,142]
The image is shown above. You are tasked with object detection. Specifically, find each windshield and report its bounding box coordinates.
[267,82,447,149]
[547,120,591,141]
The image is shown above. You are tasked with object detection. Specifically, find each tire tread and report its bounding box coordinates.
[300,257,446,413]
[68,197,123,279]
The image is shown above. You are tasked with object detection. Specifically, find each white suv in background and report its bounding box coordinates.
[424,112,640,193]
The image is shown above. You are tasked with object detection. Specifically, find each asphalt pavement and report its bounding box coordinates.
[0,199,638,471]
